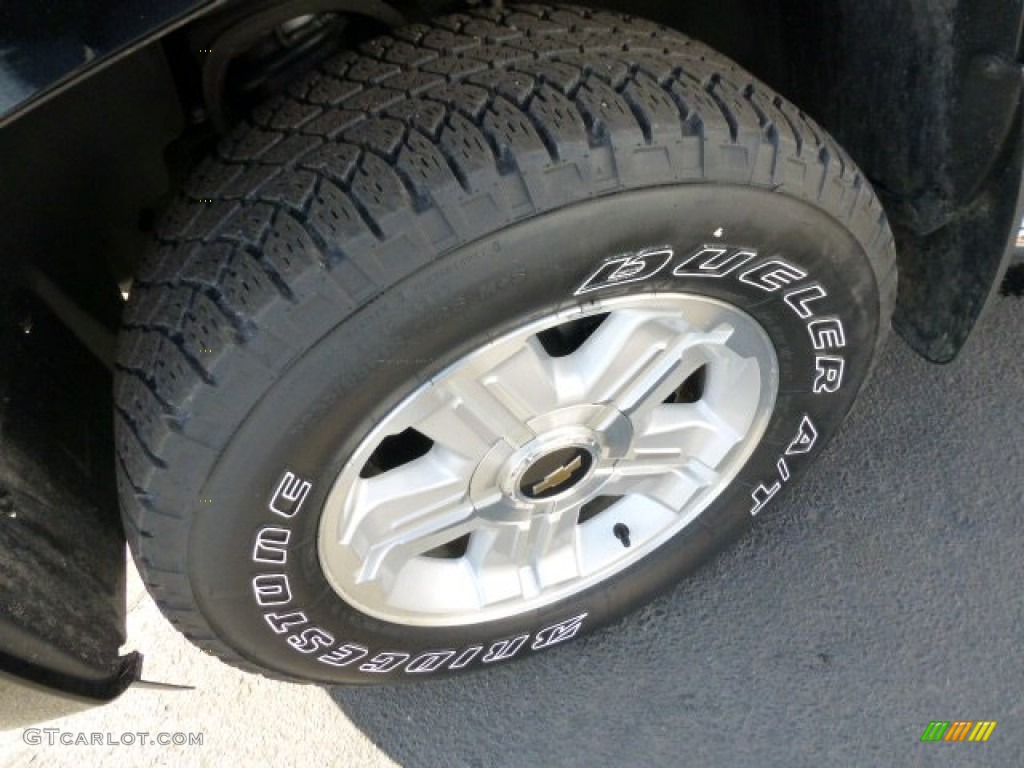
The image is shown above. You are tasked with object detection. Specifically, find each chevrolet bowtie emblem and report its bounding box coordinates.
[532,455,584,497]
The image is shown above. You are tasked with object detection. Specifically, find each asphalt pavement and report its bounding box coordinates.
[333,281,1024,767]
[2,277,1022,768]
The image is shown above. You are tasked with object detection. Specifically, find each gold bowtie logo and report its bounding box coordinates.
[532,455,584,496]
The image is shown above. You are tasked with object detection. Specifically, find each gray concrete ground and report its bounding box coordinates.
[2,286,1022,768]
[0,560,397,768]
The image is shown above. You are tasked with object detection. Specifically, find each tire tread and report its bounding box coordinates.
[118,3,897,680]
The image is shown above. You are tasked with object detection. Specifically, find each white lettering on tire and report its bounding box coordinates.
[531,613,587,650]
[264,610,309,635]
[749,479,783,517]
[750,414,820,516]
[672,247,756,278]
[575,245,847,396]
[575,247,675,295]
[808,317,846,351]
[405,650,456,674]
[813,356,845,394]
[317,643,369,668]
[253,527,291,564]
[269,471,313,519]
[786,416,819,456]
[783,284,828,319]
[447,646,483,670]
[250,463,593,672]
[482,634,530,664]
[738,260,807,292]
[287,627,335,654]
[359,652,410,674]
[252,574,292,606]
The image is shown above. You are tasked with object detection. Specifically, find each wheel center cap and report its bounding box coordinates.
[519,446,594,500]
[492,426,603,508]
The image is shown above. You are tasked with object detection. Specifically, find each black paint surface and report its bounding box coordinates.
[0,0,206,124]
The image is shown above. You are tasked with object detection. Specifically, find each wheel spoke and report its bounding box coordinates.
[700,354,766,437]
[401,338,561,458]
[485,336,562,418]
[466,521,530,605]
[338,448,478,582]
[357,511,478,585]
[409,386,514,460]
[525,508,583,591]
[599,456,720,511]
[468,507,581,602]
[558,310,734,420]
[630,401,742,458]
[607,454,720,483]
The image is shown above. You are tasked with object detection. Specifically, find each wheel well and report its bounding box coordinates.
[0,0,1019,353]
[0,0,1017,686]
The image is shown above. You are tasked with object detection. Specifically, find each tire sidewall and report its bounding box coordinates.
[191,184,879,682]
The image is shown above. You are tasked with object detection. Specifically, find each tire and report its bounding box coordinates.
[116,4,896,684]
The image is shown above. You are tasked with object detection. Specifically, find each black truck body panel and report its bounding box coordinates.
[0,0,212,128]
[0,284,139,724]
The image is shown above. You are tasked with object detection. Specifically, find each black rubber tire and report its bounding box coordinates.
[116,4,897,684]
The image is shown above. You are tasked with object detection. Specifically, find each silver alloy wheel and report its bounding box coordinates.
[318,294,779,626]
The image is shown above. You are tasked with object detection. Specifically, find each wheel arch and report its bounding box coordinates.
[2,0,1021,364]
[576,0,1024,362]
